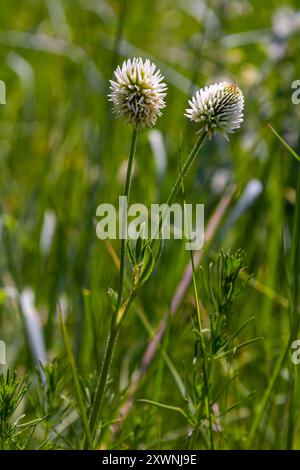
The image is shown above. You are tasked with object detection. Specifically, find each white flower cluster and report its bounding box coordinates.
[109,58,167,129]
[109,59,244,138]
[185,82,244,138]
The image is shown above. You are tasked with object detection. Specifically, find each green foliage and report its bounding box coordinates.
[204,249,250,355]
[0,0,300,451]
[139,250,259,448]
[0,370,30,449]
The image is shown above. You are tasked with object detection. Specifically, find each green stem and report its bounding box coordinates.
[89,323,119,440]
[190,251,214,449]
[151,132,206,245]
[88,128,137,444]
[89,130,205,444]
[117,127,138,308]
[167,132,206,206]
[179,149,213,449]
[184,198,213,449]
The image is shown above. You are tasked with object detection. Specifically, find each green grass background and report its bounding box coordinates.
[0,0,300,449]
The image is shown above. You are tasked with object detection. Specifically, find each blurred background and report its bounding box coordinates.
[1,0,300,449]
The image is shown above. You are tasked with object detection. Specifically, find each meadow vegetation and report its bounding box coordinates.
[0,0,300,450]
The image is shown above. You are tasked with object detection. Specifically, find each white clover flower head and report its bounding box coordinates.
[109,58,167,129]
[185,82,244,139]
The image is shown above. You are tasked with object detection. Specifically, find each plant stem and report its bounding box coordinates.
[184,200,213,449]
[179,148,213,449]
[151,132,206,245]
[117,127,138,308]
[88,127,137,444]
[89,322,119,440]
[89,130,204,444]
[167,132,206,206]
[190,250,214,449]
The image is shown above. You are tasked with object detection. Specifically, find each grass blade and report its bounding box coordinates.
[267,123,300,163]
[59,308,93,449]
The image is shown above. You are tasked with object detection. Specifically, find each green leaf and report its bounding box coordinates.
[138,399,189,420]
[267,124,300,163]
[135,236,143,263]
[213,336,264,360]
[138,246,155,285]
[231,316,255,340]
[126,240,135,265]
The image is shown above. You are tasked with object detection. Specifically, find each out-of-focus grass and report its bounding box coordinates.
[0,0,300,449]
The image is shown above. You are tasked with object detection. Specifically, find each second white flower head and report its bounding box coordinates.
[185,82,244,139]
[109,58,167,129]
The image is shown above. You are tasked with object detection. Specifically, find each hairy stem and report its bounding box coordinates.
[117,128,138,308]
[151,132,206,245]
[88,128,137,444]
[89,323,119,440]
[89,130,205,445]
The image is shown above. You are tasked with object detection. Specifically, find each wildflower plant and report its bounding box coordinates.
[2,0,300,454]
[30,358,71,435]
[0,370,39,450]
[88,58,167,444]
[88,60,245,448]
[203,250,257,357]
[109,58,167,129]
[138,250,260,449]
[158,82,244,222]
[185,82,244,139]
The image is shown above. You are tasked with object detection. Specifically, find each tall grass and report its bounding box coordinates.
[0,0,300,450]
